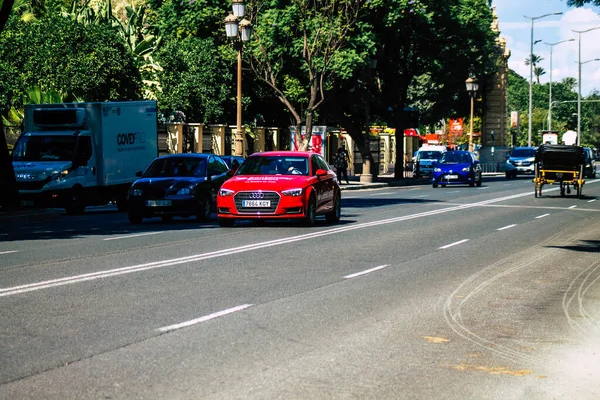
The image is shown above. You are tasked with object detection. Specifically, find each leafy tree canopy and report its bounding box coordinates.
[567,0,600,6]
[0,15,141,111]
[154,36,231,123]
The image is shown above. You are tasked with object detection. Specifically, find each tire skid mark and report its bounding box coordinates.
[444,224,594,364]
[562,260,600,334]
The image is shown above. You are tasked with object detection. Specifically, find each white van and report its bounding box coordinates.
[413,145,446,178]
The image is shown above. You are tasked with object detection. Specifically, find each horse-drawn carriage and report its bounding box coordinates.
[533,144,585,198]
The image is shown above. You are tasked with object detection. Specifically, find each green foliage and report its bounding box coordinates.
[152,0,228,40]
[246,0,371,139]
[0,15,141,113]
[567,0,600,6]
[154,36,230,123]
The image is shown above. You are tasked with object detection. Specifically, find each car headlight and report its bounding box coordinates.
[586,163,591,167]
[219,188,235,197]
[462,167,470,172]
[434,167,441,173]
[281,188,303,197]
[130,188,143,196]
[177,187,194,195]
[50,170,69,181]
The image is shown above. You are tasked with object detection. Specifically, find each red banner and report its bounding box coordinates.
[449,118,463,136]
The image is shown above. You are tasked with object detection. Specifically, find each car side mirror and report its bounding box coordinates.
[135,171,143,177]
[315,168,328,177]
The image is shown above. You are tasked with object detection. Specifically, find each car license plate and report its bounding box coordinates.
[146,200,171,207]
[242,200,270,207]
[446,175,458,179]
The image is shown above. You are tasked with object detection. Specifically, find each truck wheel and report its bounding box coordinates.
[65,187,86,215]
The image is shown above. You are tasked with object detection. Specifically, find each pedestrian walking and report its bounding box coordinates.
[334,146,350,184]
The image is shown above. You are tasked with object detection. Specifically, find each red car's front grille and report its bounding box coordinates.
[234,191,280,214]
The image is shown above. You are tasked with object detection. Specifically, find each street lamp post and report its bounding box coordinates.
[465,77,479,153]
[573,26,600,146]
[524,12,563,147]
[224,0,252,156]
[544,38,574,132]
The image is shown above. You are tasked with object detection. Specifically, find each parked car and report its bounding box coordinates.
[220,155,245,171]
[505,146,537,179]
[413,146,446,178]
[583,147,596,178]
[216,151,341,227]
[432,151,482,188]
[127,153,230,224]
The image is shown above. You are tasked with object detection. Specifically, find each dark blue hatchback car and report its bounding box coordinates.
[432,151,482,188]
[127,153,230,224]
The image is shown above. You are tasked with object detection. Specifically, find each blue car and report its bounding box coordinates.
[432,151,482,188]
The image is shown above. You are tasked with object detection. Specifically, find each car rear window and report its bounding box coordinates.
[510,149,536,158]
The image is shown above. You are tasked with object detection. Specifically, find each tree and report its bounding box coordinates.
[245,0,369,150]
[154,36,231,123]
[370,0,498,178]
[0,0,20,210]
[0,15,142,110]
[567,0,600,6]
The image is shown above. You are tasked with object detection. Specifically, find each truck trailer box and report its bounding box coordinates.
[12,101,158,213]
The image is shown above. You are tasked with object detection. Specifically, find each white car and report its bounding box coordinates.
[413,146,446,178]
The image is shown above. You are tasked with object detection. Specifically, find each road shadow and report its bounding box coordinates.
[548,240,600,253]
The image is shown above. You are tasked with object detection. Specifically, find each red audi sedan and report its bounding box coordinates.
[216,151,341,227]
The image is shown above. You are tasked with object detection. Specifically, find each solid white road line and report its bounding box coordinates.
[536,213,550,219]
[439,239,469,249]
[157,304,253,333]
[0,250,18,255]
[344,265,388,279]
[369,192,394,196]
[412,195,429,198]
[497,224,517,231]
[103,232,164,241]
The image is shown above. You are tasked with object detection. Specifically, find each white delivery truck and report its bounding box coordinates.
[11,101,158,214]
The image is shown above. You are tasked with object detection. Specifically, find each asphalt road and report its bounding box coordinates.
[1,176,600,399]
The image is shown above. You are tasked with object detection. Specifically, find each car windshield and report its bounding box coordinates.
[417,151,443,161]
[143,157,206,178]
[236,156,309,176]
[441,153,471,163]
[510,148,536,158]
[12,135,77,162]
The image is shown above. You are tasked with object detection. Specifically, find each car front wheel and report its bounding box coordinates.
[197,195,212,221]
[304,194,316,227]
[325,191,341,223]
[128,211,143,224]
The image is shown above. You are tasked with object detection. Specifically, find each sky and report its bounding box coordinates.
[493,0,600,96]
